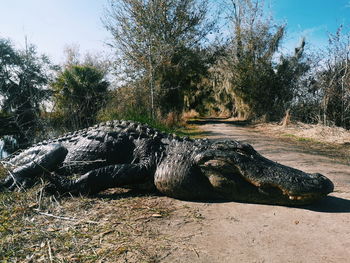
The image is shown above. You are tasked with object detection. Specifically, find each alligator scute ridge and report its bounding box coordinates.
[0,120,334,206]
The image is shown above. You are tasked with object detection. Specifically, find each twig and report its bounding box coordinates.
[37,179,44,210]
[47,239,53,263]
[51,194,61,208]
[192,247,200,258]
[34,209,99,224]
[35,210,77,221]
[7,170,25,192]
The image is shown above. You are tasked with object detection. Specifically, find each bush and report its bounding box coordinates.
[97,86,185,133]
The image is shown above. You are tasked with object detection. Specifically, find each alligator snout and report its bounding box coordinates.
[234,157,335,204]
[310,173,334,193]
[197,140,335,205]
[283,172,334,201]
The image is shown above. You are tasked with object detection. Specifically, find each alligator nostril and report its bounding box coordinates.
[324,177,334,193]
[311,173,334,194]
[310,173,323,178]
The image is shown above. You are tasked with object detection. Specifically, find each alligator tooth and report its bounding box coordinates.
[289,195,304,200]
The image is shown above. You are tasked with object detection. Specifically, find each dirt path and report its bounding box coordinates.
[160,120,350,263]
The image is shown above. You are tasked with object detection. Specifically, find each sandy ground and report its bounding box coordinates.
[157,120,350,263]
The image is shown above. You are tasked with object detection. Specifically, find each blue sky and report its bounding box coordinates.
[1,0,349,63]
[0,0,111,63]
[271,0,350,52]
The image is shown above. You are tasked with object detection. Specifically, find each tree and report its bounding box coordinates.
[213,0,310,120]
[315,26,350,128]
[0,38,53,147]
[62,44,111,75]
[50,46,111,131]
[52,65,109,130]
[52,65,109,129]
[103,0,214,118]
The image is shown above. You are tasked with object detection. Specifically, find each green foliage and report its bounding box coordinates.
[155,46,213,115]
[98,88,180,134]
[104,0,214,117]
[210,0,311,121]
[51,65,109,130]
[101,108,178,134]
[0,38,54,146]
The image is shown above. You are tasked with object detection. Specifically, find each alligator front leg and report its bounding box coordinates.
[45,137,160,195]
[1,144,68,191]
[47,163,153,195]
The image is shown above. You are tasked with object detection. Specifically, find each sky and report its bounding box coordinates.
[271,0,350,53]
[0,0,111,63]
[0,0,349,64]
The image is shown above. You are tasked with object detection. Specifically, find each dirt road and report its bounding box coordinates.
[160,120,350,263]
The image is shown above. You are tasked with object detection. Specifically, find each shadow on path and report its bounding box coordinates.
[304,196,350,213]
[96,189,350,214]
[187,118,250,126]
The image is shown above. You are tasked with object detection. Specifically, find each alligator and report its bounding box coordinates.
[0,120,334,205]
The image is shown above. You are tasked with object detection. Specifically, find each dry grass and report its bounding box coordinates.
[181,110,200,121]
[162,112,181,128]
[255,122,350,164]
[256,122,350,145]
[0,164,200,263]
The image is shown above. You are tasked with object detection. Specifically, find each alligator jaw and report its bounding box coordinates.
[242,169,334,205]
[256,182,333,205]
[199,155,334,205]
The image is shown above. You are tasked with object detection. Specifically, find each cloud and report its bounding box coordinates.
[288,25,327,44]
[279,25,328,55]
[296,25,327,38]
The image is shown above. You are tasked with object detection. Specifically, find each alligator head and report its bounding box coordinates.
[195,140,334,205]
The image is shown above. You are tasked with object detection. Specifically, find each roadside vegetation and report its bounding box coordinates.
[254,122,350,164]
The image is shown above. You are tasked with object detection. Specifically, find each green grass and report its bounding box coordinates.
[98,109,182,135]
[97,109,211,139]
